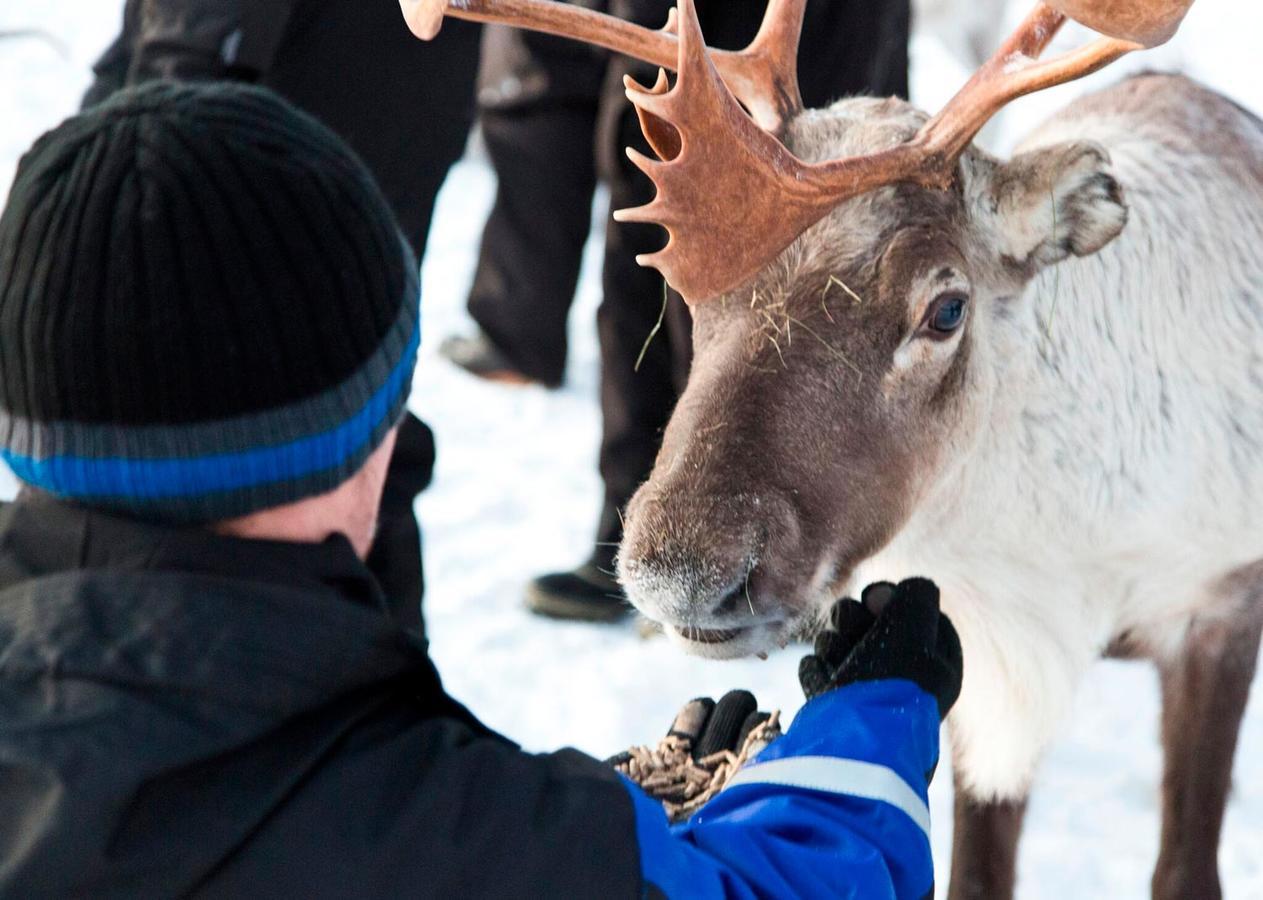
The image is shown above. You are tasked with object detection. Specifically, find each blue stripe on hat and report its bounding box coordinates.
[0,318,419,502]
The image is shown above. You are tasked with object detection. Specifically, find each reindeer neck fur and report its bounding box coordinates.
[835,74,1263,797]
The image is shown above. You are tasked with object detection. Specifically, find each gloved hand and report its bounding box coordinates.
[663,690,774,761]
[799,577,963,721]
[608,690,782,823]
[607,689,775,768]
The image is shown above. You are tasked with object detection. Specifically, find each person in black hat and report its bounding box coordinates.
[0,81,418,525]
[440,0,912,622]
[83,0,484,638]
[0,80,961,898]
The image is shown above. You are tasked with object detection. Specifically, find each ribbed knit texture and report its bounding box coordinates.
[0,81,419,522]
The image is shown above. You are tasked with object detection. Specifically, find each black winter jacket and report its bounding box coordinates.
[0,497,639,897]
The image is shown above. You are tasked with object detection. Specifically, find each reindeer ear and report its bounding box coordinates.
[986,141,1128,271]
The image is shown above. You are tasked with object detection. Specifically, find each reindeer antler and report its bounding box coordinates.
[612,0,831,303]
[898,3,1141,186]
[405,0,1170,302]
[615,0,1140,301]
[1048,0,1193,47]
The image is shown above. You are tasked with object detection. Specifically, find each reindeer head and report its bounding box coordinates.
[409,0,1177,654]
[619,101,1129,656]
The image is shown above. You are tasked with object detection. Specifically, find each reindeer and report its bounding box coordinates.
[410,1,1257,896]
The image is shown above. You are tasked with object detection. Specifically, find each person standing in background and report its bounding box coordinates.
[82,0,483,637]
[442,0,912,621]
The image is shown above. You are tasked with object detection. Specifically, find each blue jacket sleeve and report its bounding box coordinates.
[626,679,939,900]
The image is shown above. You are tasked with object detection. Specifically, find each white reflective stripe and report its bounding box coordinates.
[722,756,931,837]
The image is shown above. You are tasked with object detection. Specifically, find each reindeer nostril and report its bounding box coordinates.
[710,564,760,618]
[713,583,742,616]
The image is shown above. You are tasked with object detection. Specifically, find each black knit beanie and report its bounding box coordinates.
[0,81,419,522]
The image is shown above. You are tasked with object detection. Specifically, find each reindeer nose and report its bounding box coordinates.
[617,488,796,627]
[617,538,753,625]
[618,555,757,628]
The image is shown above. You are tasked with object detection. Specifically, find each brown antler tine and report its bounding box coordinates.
[400,0,447,40]
[793,4,1138,202]
[619,0,1147,302]
[614,0,836,302]
[404,0,684,68]
[1050,0,1193,47]
[747,0,807,116]
[902,2,1141,186]
[625,69,682,162]
[712,0,807,132]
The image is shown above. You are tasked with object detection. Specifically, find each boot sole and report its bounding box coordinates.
[525,585,630,623]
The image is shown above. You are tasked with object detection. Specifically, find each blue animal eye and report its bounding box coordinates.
[927,293,968,335]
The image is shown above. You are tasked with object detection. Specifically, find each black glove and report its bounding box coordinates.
[667,690,773,760]
[606,689,773,767]
[798,577,963,721]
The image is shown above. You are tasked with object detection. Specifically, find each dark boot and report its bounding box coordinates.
[439,331,555,387]
[525,545,630,622]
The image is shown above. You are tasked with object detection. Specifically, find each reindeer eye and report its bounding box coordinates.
[924,292,968,336]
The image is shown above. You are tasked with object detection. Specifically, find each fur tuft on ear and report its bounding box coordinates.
[985,141,1128,271]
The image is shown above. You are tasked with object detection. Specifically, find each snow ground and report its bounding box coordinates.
[1,1,1261,896]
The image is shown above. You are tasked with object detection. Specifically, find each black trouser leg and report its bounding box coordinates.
[692,0,909,103]
[467,103,600,386]
[82,0,243,108]
[261,0,480,257]
[592,43,690,561]
[588,0,758,561]
[465,18,608,386]
[796,0,910,104]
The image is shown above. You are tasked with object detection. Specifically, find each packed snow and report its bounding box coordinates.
[1,1,1261,896]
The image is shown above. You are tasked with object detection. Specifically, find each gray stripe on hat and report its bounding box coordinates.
[0,294,417,463]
